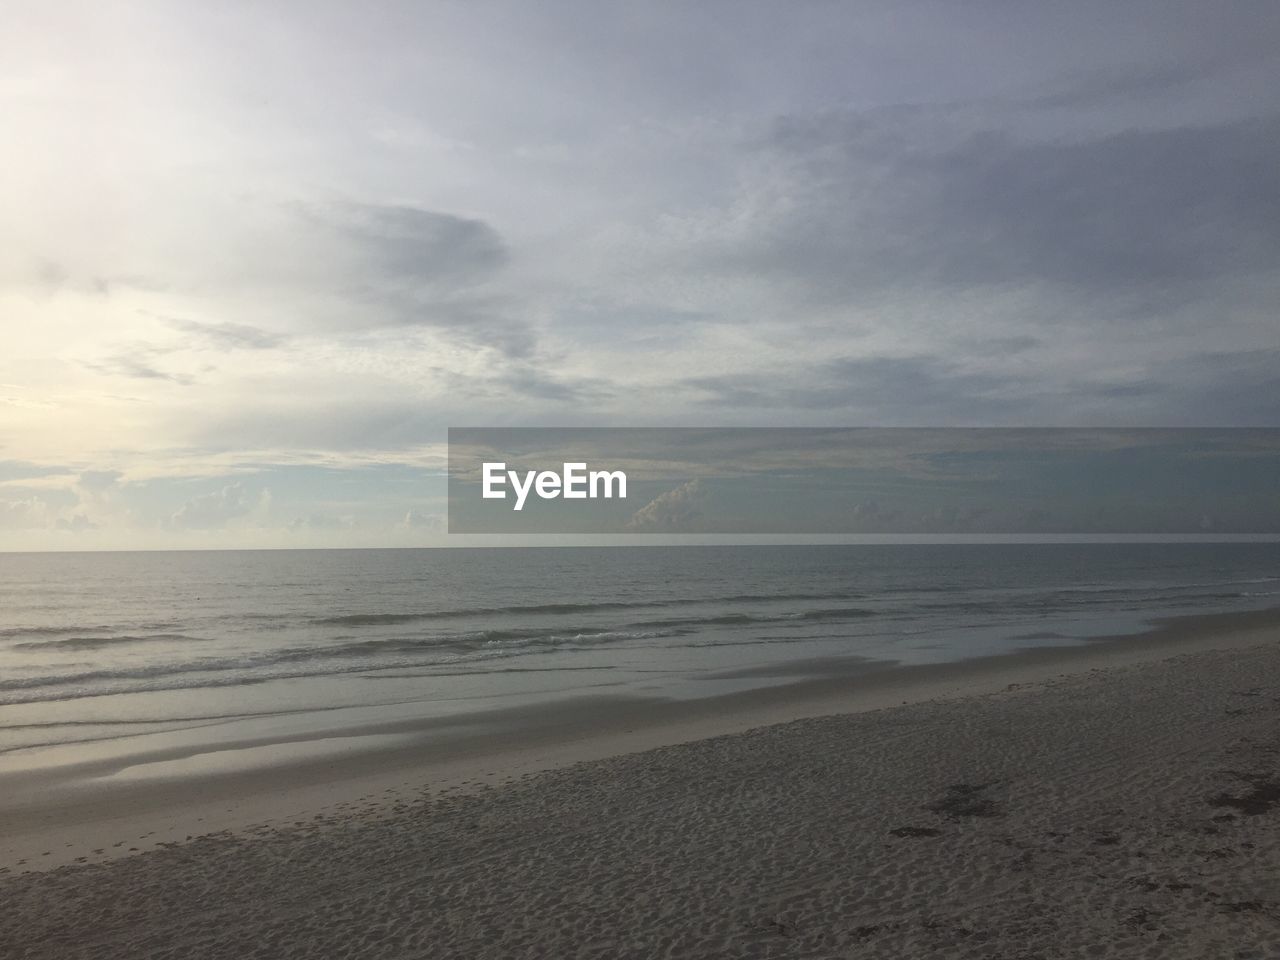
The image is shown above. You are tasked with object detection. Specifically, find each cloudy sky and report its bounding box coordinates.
[2,1,1278,549]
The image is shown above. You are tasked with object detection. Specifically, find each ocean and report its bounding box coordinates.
[1,543,1278,772]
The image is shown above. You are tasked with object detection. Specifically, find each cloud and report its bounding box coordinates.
[327,204,509,289]
[626,478,705,532]
[1072,348,1280,425]
[84,347,194,384]
[191,399,446,454]
[680,343,1280,427]
[5,3,1280,548]
[189,359,617,456]
[16,259,115,297]
[55,513,97,532]
[0,488,92,530]
[400,509,442,530]
[0,461,73,483]
[313,203,535,356]
[0,497,52,529]
[480,364,614,404]
[167,482,268,529]
[164,318,285,350]
[355,293,539,358]
[685,355,1022,421]
[721,112,1280,305]
[1020,62,1211,110]
[850,500,904,529]
[287,513,354,532]
[78,469,123,491]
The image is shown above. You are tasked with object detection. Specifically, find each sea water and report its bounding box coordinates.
[1,543,1277,768]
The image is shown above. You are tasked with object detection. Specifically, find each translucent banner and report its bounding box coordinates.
[447,428,1280,535]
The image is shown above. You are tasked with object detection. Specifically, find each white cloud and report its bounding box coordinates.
[400,509,443,532]
[0,497,55,530]
[626,479,705,532]
[167,482,270,530]
[55,513,97,532]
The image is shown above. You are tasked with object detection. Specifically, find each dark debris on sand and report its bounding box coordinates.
[926,782,1004,820]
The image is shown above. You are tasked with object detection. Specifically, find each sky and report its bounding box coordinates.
[2,1,1279,549]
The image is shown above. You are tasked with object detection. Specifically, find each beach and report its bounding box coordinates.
[3,607,1280,958]
[9,0,1280,954]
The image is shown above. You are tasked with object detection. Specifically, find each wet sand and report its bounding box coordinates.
[3,608,1280,957]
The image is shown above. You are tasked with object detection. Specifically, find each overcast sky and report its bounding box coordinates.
[3,1,1279,548]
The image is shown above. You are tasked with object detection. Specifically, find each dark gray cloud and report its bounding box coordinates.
[315,202,537,357]
[1020,62,1212,110]
[686,355,1022,422]
[499,365,614,404]
[1080,348,1280,425]
[430,359,616,407]
[83,348,193,385]
[330,204,509,288]
[727,113,1280,305]
[354,293,538,358]
[684,347,1280,427]
[164,318,285,350]
[971,336,1041,354]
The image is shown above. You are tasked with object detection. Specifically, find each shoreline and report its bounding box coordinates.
[4,604,1280,871]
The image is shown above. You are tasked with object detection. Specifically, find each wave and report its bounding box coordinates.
[0,643,635,706]
[311,591,863,627]
[796,607,878,621]
[314,603,647,626]
[0,624,114,639]
[311,581,1268,639]
[13,634,209,652]
[625,606,877,630]
[0,624,682,702]
[274,626,679,661]
[630,613,767,628]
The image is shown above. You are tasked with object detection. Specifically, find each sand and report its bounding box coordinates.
[3,612,1280,958]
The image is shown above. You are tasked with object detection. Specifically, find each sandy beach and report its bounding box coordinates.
[3,609,1280,958]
